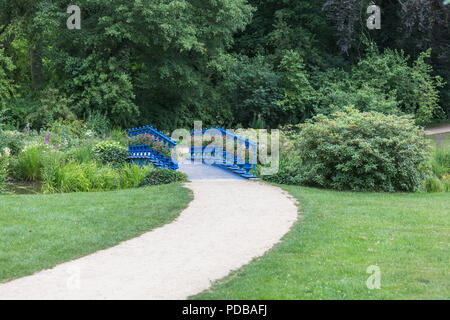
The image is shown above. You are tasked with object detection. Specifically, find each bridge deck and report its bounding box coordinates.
[178,160,245,180]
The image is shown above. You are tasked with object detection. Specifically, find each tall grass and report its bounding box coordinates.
[425,147,450,192]
[430,147,450,178]
[67,144,96,163]
[41,160,153,194]
[0,156,8,193]
[14,145,45,181]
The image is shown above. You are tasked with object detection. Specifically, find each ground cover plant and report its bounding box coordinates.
[139,169,188,187]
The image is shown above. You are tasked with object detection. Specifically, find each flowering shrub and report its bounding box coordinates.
[93,140,128,167]
[129,134,171,157]
[0,130,24,156]
[294,107,431,192]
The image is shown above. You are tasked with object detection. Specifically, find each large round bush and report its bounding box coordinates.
[93,140,128,167]
[297,107,431,192]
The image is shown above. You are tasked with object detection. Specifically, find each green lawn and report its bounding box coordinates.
[192,186,449,300]
[0,183,192,283]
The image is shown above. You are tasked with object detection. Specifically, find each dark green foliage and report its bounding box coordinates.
[275,108,432,192]
[0,0,448,129]
[0,153,8,193]
[140,169,188,187]
[262,130,303,184]
[277,50,316,123]
[26,88,76,129]
[313,45,444,125]
[218,55,282,128]
[351,46,444,125]
[0,130,24,156]
[85,111,111,136]
[0,0,253,129]
[299,108,431,191]
[93,141,128,167]
[0,49,16,110]
[0,95,41,130]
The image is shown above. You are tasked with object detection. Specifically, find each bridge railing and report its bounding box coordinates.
[190,127,257,178]
[128,126,178,170]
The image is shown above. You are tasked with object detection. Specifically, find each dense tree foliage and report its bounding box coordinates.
[0,0,448,130]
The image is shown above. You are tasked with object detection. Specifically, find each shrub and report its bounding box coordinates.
[85,111,111,136]
[0,130,25,156]
[219,55,283,128]
[0,148,9,193]
[351,46,444,125]
[442,175,450,192]
[14,144,48,181]
[313,45,443,126]
[262,130,303,184]
[120,164,154,189]
[93,140,128,167]
[430,148,450,178]
[109,129,128,146]
[67,144,96,164]
[424,176,443,193]
[46,162,92,193]
[44,120,89,150]
[25,88,76,129]
[140,169,188,187]
[295,107,431,192]
[41,160,153,194]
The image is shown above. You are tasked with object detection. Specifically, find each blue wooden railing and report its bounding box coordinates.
[190,127,257,179]
[128,126,257,179]
[128,126,178,170]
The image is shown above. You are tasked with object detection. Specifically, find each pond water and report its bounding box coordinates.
[6,182,42,195]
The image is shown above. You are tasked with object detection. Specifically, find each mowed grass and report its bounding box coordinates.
[192,186,449,300]
[0,183,192,283]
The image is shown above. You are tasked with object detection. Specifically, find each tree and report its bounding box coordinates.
[0,49,16,109]
[0,0,254,128]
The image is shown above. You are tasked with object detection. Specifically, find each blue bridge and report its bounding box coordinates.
[128,126,257,179]
[128,126,178,170]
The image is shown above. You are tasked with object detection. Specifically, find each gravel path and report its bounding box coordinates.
[426,124,450,135]
[0,179,298,300]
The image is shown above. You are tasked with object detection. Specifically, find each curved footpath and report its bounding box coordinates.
[0,166,298,299]
[426,124,450,135]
